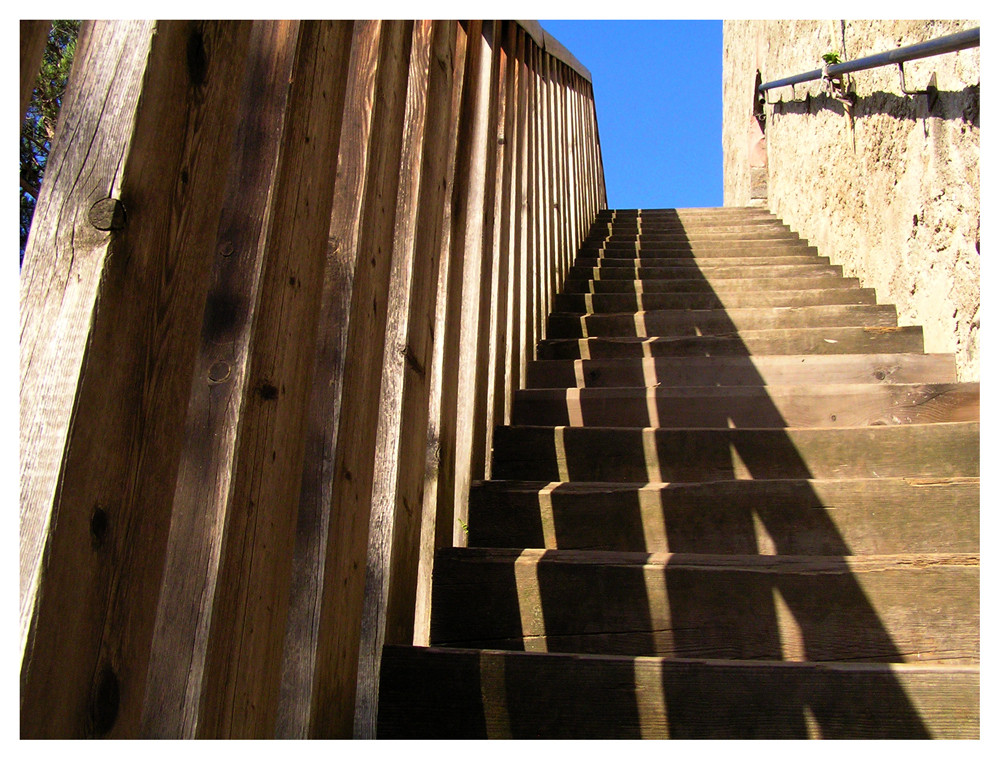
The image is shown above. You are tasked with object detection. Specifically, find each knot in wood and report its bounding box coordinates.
[88,198,126,231]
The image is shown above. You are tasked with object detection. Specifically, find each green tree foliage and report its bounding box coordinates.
[21,21,80,260]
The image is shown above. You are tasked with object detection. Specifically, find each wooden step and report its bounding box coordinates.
[588,222,792,236]
[511,383,979,428]
[535,327,926,359]
[525,354,958,389]
[574,254,828,267]
[490,421,980,482]
[429,548,979,662]
[377,646,979,738]
[579,241,814,255]
[466,477,981,554]
[576,244,820,259]
[597,207,778,220]
[547,304,898,339]
[555,288,877,312]
[569,264,841,281]
[583,231,803,243]
[561,276,863,293]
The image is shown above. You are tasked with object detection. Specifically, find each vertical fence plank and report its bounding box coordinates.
[20,20,152,673]
[309,20,415,738]
[452,19,499,538]
[431,19,488,556]
[273,19,383,740]
[178,20,354,739]
[384,18,459,651]
[139,20,305,738]
[354,19,435,738]
[531,44,547,348]
[20,20,50,122]
[475,20,508,482]
[413,21,470,647]
[513,27,532,383]
[20,20,254,738]
[496,21,521,425]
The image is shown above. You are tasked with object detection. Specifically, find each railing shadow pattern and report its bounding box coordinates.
[416,208,978,738]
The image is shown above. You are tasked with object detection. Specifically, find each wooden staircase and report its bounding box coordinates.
[377,207,980,738]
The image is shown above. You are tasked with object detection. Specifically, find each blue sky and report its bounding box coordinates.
[540,20,723,211]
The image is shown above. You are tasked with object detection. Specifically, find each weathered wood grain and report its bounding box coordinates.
[353,19,435,739]
[526,353,958,389]
[513,382,980,428]
[561,275,862,292]
[496,22,523,426]
[548,304,899,339]
[308,20,414,739]
[380,19,460,656]
[20,20,253,738]
[467,477,980,554]
[461,20,501,514]
[535,326,926,359]
[186,21,353,739]
[431,548,979,662]
[485,21,516,444]
[139,19,304,739]
[413,20,471,649]
[510,26,531,392]
[20,20,50,122]
[432,20,491,553]
[378,646,979,738]
[468,21,503,484]
[20,19,155,679]
[492,421,981,482]
[272,19,382,741]
[555,287,874,311]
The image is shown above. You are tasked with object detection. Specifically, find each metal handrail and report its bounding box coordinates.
[758,26,979,93]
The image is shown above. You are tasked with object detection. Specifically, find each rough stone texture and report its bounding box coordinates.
[723,21,979,381]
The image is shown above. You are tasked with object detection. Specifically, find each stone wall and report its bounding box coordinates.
[722,21,979,381]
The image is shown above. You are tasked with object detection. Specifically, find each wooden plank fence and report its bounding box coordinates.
[19,19,606,738]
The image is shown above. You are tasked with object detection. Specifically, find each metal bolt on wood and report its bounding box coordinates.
[87,197,126,231]
[208,360,231,384]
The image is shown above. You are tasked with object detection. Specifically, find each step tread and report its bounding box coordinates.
[550,311,898,339]
[378,646,979,738]
[562,277,864,292]
[491,421,980,482]
[555,289,878,312]
[536,326,926,358]
[430,548,979,662]
[511,382,980,428]
[570,265,838,279]
[573,255,828,266]
[526,353,958,388]
[467,476,980,554]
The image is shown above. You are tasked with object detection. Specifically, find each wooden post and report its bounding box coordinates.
[495,21,522,426]
[354,19,447,738]
[307,20,415,738]
[451,20,497,542]
[471,21,505,484]
[413,21,471,648]
[513,27,532,384]
[20,20,50,123]
[274,19,385,740]
[20,20,254,738]
[381,18,459,652]
[139,19,307,738]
